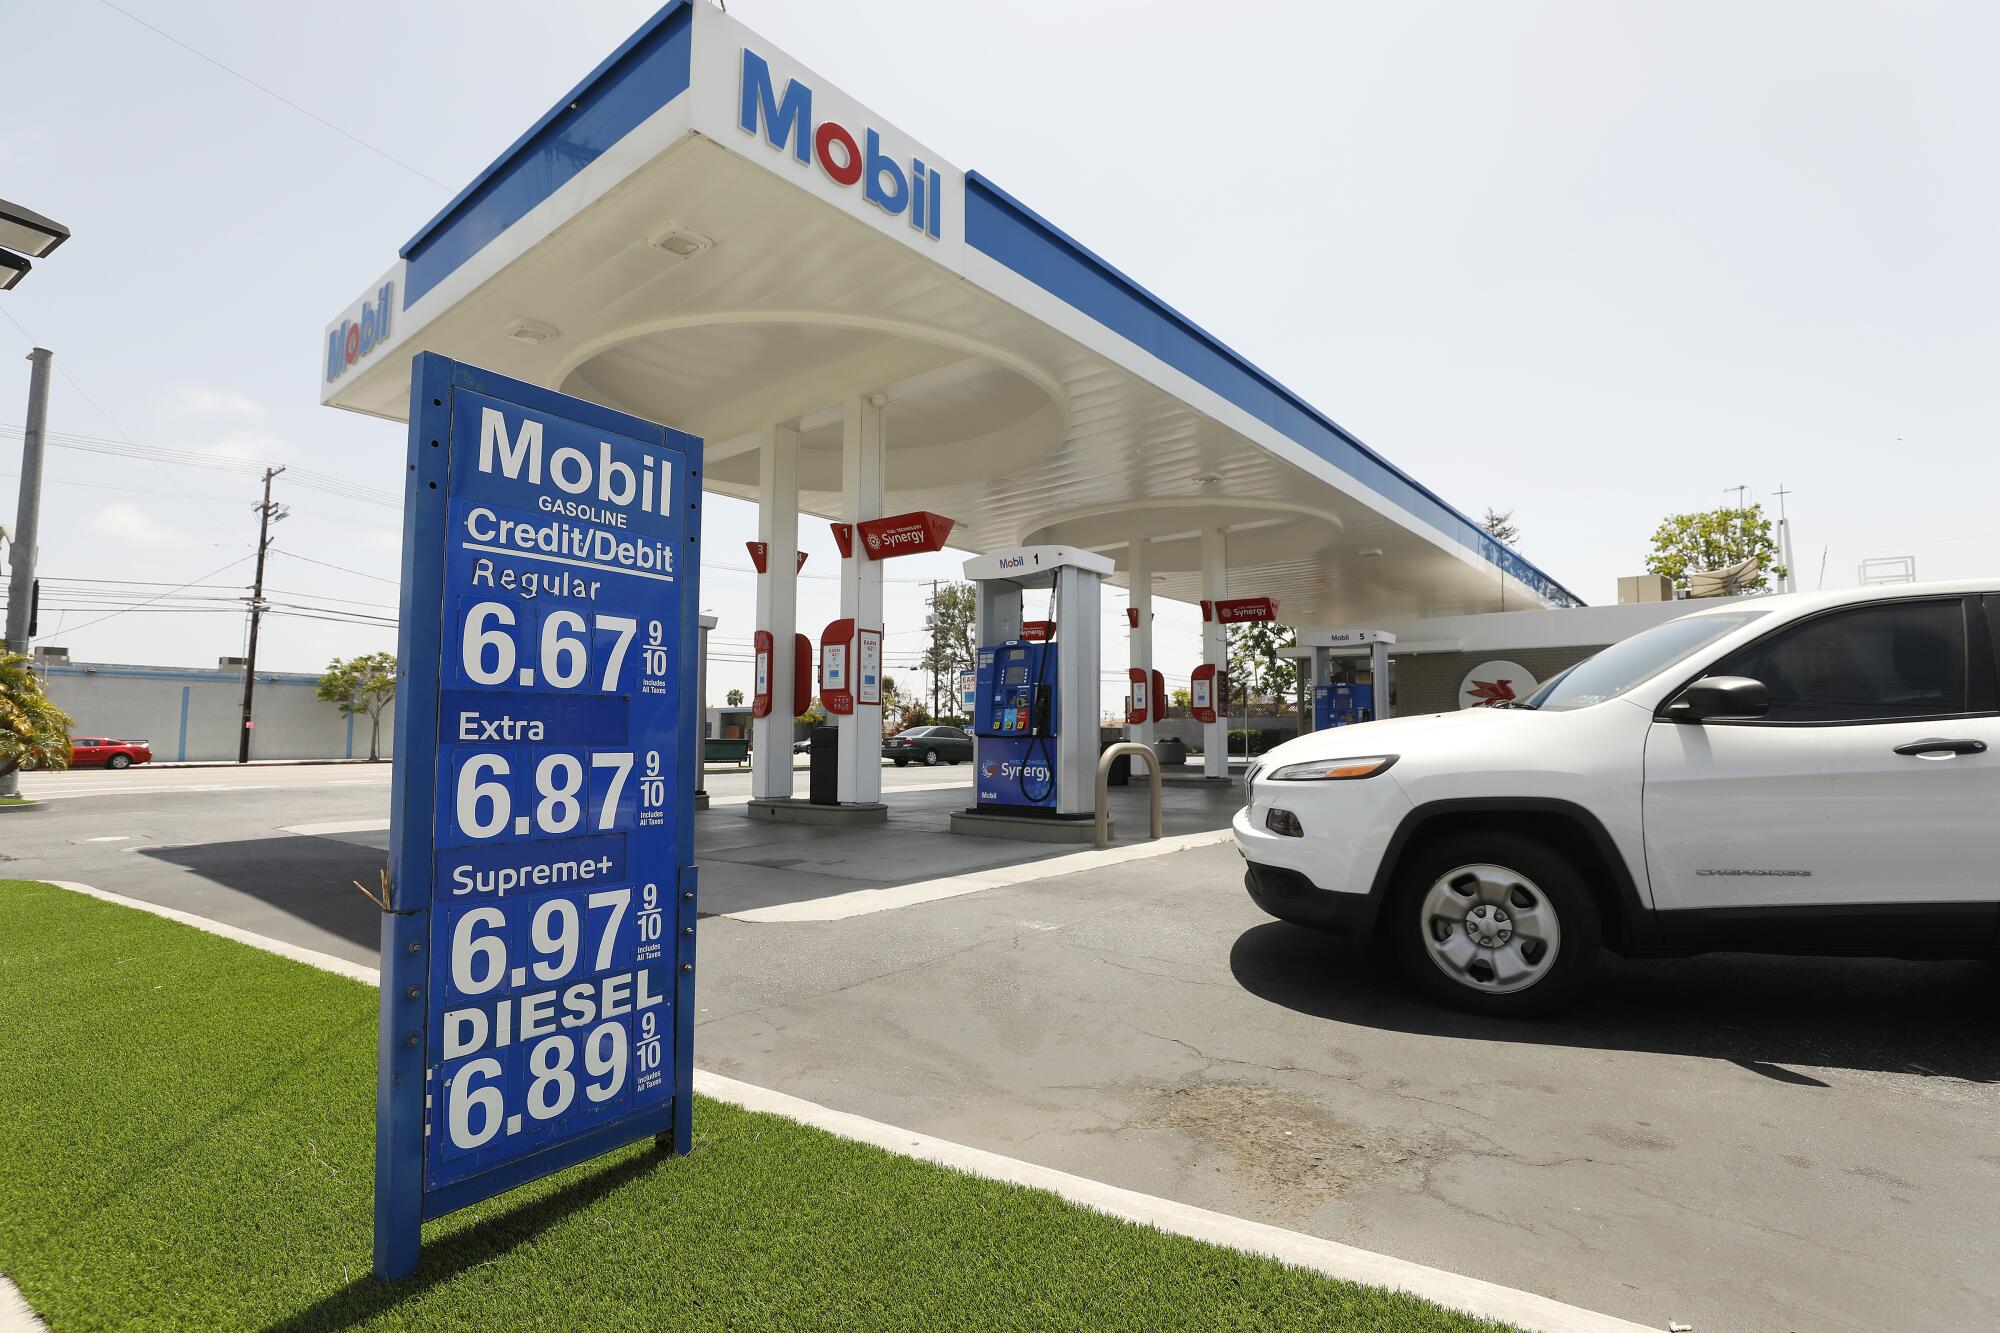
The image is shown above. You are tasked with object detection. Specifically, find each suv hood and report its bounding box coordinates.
[1255,708,1524,769]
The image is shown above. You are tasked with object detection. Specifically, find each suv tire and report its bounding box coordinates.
[1389,830,1601,1018]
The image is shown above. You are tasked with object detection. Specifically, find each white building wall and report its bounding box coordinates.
[40,663,396,762]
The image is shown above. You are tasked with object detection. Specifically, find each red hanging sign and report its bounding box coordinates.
[1126,607,1140,628]
[857,511,956,560]
[1020,620,1054,642]
[830,523,855,559]
[746,541,807,574]
[820,618,855,715]
[1200,600,1213,622]
[1212,596,1279,624]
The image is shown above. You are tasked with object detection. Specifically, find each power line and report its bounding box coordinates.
[0,425,402,508]
[29,554,253,642]
[0,312,232,527]
[270,549,400,585]
[92,0,450,191]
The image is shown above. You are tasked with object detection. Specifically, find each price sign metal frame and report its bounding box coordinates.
[375,355,701,1279]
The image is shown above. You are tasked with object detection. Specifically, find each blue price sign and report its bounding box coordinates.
[374,356,701,1279]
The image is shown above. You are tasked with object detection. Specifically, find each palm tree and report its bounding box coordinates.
[0,651,74,779]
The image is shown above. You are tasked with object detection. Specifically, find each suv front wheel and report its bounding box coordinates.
[1389,831,1601,1018]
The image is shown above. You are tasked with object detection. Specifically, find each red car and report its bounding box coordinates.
[69,736,153,770]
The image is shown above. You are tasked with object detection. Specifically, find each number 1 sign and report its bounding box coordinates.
[375,355,702,1279]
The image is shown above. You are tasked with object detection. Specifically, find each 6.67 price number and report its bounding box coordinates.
[460,601,670,693]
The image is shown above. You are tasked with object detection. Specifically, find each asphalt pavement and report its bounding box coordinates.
[5,762,1995,1331]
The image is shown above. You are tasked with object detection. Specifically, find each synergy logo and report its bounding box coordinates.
[738,48,943,239]
[325,282,393,384]
[979,758,999,780]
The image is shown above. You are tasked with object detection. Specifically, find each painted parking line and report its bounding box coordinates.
[723,829,1238,923]
[18,783,274,801]
[280,818,392,838]
[32,878,1651,1333]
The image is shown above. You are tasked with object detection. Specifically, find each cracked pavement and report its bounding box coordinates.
[695,839,2000,1333]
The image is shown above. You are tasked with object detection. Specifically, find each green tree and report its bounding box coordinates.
[0,651,73,778]
[1227,622,1299,713]
[1169,686,1191,711]
[795,699,828,726]
[316,651,398,761]
[1646,504,1785,593]
[1482,508,1520,546]
[919,581,978,713]
[725,688,744,707]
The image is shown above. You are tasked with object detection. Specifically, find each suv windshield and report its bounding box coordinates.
[1526,610,1770,711]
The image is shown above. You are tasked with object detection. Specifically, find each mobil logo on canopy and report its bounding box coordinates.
[738,48,944,239]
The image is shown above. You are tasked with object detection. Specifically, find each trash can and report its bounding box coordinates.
[1103,743,1131,787]
[808,726,839,805]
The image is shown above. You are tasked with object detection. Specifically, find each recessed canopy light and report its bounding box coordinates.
[1193,474,1219,485]
[504,318,559,345]
[648,224,713,259]
[1359,548,1385,558]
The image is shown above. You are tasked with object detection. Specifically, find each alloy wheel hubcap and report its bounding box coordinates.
[1419,864,1561,995]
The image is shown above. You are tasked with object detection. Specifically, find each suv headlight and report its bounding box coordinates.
[1264,755,1397,781]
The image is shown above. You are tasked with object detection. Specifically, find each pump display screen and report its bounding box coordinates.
[1002,665,1027,685]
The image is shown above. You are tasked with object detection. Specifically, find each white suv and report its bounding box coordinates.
[1233,581,1999,1016]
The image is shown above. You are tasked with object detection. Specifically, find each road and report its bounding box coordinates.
[5,763,1996,1331]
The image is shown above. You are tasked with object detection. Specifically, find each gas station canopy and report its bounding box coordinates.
[321,0,1581,622]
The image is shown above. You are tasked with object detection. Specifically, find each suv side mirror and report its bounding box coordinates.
[1668,675,1769,722]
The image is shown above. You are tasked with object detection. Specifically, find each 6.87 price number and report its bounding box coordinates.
[452,749,669,841]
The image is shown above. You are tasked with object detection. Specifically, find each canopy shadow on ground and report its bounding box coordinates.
[137,836,387,955]
[1228,921,2000,1084]
[128,780,1243,949]
[696,781,1242,915]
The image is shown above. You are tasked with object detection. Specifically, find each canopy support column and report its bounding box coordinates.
[1201,528,1228,780]
[836,394,885,805]
[751,424,799,801]
[1126,539,1154,774]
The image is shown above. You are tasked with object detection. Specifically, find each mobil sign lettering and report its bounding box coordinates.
[1211,596,1279,624]
[739,48,944,240]
[858,511,955,560]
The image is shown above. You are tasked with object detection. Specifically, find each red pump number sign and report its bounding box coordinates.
[1190,664,1230,724]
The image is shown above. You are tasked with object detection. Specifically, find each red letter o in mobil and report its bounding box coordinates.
[344,322,362,365]
[814,121,862,186]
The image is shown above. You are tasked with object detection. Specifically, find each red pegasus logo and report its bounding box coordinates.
[1466,678,1516,706]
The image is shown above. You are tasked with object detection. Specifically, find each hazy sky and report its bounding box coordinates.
[4,0,1995,709]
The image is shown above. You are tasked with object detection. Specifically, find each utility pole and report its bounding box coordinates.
[927,578,941,721]
[0,348,53,799]
[1772,484,1796,593]
[237,467,287,763]
[1723,484,1749,510]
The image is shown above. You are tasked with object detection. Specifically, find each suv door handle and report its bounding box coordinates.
[1892,738,1988,757]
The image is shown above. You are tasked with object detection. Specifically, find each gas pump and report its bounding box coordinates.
[1301,629,1395,730]
[973,639,1058,809]
[959,545,1112,823]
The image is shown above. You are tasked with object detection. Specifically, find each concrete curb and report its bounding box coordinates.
[0,800,43,814]
[25,879,1660,1333]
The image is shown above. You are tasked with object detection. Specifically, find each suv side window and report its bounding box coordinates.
[1710,597,1967,723]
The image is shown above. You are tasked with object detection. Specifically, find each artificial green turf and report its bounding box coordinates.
[0,879,1513,1331]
